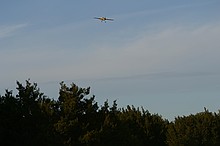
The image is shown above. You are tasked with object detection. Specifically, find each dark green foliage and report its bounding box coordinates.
[1,80,220,146]
[0,89,21,145]
[55,81,99,145]
[0,80,61,145]
[116,106,168,146]
[167,109,220,146]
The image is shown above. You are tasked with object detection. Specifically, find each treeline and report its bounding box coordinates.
[0,80,220,146]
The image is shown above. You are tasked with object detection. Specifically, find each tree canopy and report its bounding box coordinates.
[0,80,220,145]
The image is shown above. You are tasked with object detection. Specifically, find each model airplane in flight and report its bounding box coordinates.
[94,17,114,22]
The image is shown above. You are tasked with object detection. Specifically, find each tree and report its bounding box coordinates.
[167,109,220,146]
[54,82,99,146]
[0,80,60,145]
[4,80,220,146]
[0,89,21,145]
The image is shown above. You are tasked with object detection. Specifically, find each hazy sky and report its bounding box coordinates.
[1,0,220,120]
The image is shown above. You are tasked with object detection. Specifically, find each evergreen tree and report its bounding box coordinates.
[0,80,60,145]
[167,109,220,146]
[54,82,99,146]
[2,80,220,146]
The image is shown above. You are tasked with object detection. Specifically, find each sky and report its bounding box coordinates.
[0,0,220,120]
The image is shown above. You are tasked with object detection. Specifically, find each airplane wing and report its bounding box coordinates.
[94,17,100,19]
[106,18,114,21]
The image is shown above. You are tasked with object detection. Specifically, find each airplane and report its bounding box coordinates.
[94,17,114,22]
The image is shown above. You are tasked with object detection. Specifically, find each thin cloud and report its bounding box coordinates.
[71,23,220,80]
[87,71,220,82]
[3,22,219,83]
[0,23,28,39]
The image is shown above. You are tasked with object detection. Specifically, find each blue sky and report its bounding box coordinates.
[1,0,220,120]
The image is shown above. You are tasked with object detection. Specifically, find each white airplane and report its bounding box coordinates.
[94,17,114,22]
